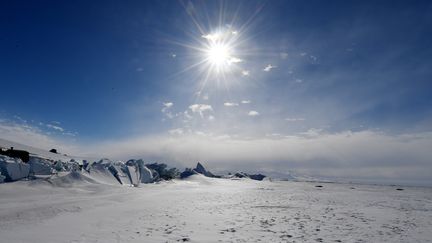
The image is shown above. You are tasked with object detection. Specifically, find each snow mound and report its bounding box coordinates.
[46,171,99,187]
[181,174,221,185]
[0,138,89,163]
[87,160,125,185]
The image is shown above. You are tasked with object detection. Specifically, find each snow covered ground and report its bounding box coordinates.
[0,138,90,163]
[0,174,431,243]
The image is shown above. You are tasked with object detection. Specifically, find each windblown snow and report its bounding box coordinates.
[0,139,431,242]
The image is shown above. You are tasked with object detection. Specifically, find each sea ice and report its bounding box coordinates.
[0,155,30,182]
[29,157,53,176]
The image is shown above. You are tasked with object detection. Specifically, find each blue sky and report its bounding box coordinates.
[1,1,432,184]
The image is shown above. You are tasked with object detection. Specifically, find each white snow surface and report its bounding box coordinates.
[0,138,90,163]
[0,174,431,243]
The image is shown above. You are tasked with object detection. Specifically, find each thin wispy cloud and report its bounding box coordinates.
[161,102,174,119]
[0,121,76,153]
[168,128,184,135]
[201,33,220,42]
[228,57,242,64]
[224,102,239,107]
[189,104,212,113]
[241,100,251,104]
[263,64,276,72]
[46,124,64,132]
[241,70,250,76]
[285,118,305,122]
[2,116,432,184]
[248,111,260,116]
[189,104,213,118]
[63,132,77,137]
[73,130,432,185]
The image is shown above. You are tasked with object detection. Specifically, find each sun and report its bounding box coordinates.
[199,30,242,74]
[206,43,231,67]
[172,26,247,90]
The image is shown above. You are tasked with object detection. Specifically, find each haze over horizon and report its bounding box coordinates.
[1,1,432,185]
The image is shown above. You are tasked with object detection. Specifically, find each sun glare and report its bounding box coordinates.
[200,30,242,75]
[207,43,231,67]
[174,26,247,90]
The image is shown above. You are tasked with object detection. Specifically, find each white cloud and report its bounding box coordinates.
[266,133,282,137]
[182,110,193,121]
[248,111,260,116]
[189,104,213,118]
[163,102,173,108]
[161,102,174,119]
[300,52,307,56]
[136,67,144,72]
[241,100,251,104]
[201,33,220,42]
[295,79,303,83]
[189,104,212,113]
[202,30,237,42]
[228,57,242,64]
[263,64,276,72]
[208,115,215,121]
[63,132,77,137]
[75,130,432,185]
[241,70,250,76]
[168,128,184,135]
[280,52,288,59]
[2,117,432,185]
[0,121,76,154]
[13,115,27,123]
[299,128,324,137]
[46,124,64,132]
[285,118,305,122]
[224,102,239,107]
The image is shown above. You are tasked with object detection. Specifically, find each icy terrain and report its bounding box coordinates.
[0,174,431,243]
